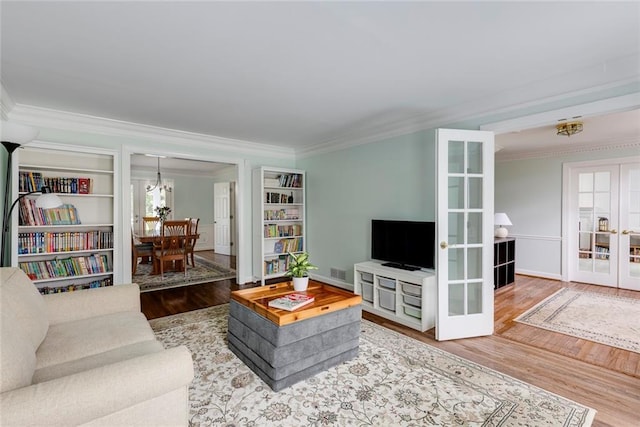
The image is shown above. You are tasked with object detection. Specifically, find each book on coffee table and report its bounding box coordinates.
[268,293,315,311]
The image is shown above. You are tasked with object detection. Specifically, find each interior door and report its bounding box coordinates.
[570,166,619,287]
[214,182,231,255]
[619,163,640,290]
[436,129,494,341]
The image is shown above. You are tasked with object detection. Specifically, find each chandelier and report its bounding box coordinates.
[146,156,172,193]
[556,120,583,137]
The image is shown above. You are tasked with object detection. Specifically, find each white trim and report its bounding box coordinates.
[8,103,295,160]
[496,139,640,163]
[1,82,16,120]
[481,93,640,135]
[515,269,562,281]
[509,233,562,242]
[310,273,353,292]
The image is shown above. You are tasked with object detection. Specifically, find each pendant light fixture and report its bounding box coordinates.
[146,156,171,193]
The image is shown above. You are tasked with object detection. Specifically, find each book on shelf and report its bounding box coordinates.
[268,293,315,311]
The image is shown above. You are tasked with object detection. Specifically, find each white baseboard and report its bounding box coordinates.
[515,269,562,281]
[310,273,353,291]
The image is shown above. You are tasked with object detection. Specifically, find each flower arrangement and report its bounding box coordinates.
[154,206,171,222]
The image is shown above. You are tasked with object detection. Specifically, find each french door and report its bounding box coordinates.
[436,129,495,341]
[568,160,640,290]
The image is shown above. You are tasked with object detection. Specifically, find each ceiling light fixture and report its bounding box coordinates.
[556,120,583,137]
[146,156,171,193]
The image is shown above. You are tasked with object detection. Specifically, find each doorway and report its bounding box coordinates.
[565,158,640,290]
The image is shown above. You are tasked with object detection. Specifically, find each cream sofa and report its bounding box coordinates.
[0,267,194,426]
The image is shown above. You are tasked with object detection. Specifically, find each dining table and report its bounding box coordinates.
[135,230,200,275]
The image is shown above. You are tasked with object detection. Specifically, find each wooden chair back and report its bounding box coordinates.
[185,218,200,266]
[143,216,161,234]
[153,220,189,278]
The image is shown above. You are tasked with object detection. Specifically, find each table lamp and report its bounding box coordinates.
[494,212,512,238]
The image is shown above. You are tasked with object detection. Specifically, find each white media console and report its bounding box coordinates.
[353,261,436,332]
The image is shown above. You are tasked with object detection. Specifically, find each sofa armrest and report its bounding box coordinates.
[44,284,141,324]
[0,345,193,427]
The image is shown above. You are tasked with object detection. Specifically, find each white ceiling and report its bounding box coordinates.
[1,1,639,156]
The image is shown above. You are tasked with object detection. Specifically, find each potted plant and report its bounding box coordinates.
[285,252,317,291]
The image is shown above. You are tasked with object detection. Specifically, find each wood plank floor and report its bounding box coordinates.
[140,251,640,427]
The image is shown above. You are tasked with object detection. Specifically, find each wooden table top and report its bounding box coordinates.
[231,281,361,326]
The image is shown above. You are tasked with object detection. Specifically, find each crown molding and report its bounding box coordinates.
[297,78,640,158]
[495,136,640,162]
[6,103,296,160]
[1,81,17,120]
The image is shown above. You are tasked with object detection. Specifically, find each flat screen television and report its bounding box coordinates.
[371,219,436,271]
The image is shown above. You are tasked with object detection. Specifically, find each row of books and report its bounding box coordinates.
[265,192,295,204]
[264,254,289,275]
[19,199,81,226]
[272,237,303,254]
[19,254,111,281]
[38,277,113,295]
[264,208,300,221]
[594,245,610,260]
[20,171,93,194]
[264,173,303,188]
[264,224,302,238]
[18,231,114,254]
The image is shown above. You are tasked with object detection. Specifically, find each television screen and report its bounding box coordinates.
[371,220,436,270]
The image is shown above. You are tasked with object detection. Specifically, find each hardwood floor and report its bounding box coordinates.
[140,254,640,427]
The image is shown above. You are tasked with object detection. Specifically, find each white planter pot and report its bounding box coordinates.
[292,277,309,291]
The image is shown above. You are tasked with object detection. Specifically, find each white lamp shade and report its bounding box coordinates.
[35,193,63,209]
[494,213,512,226]
[1,121,40,144]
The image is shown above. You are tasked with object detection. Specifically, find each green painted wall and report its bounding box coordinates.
[297,130,436,284]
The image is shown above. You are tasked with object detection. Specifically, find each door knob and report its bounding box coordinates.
[440,241,448,249]
[622,230,630,235]
[609,229,617,234]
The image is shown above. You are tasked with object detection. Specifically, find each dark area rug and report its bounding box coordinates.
[133,254,236,292]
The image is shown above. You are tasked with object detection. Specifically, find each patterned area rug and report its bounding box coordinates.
[150,305,595,426]
[515,288,640,353]
[133,255,236,292]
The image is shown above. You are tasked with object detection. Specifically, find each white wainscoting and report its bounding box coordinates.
[509,234,563,280]
[195,223,214,251]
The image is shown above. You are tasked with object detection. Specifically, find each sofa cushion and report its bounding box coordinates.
[36,311,156,369]
[0,268,49,350]
[32,340,164,384]
[0,306,37,393]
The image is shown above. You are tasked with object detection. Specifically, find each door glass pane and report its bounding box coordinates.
[579,193,593,208]
[468,178,483,209]
[468,213,482,244]
[448,248,464,280]
[448,283,464,316]
[449,177,464,209]
[594,233,610,273]
[467,141,483,174]
[468,247,482,279]
[468,282,482,314]
[579,173,593,192]
[449,212,464,245]
[594,193,610,216]
[631,235,640,276]
[448,141,464,174]
[594,172,610,192]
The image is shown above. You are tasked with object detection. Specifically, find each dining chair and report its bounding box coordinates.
[143,216,161,234]
[185,217,200,267]
[153,220,189,279]
[131,233,153,275]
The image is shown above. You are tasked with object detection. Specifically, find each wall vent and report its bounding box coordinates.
[330,268,347,281]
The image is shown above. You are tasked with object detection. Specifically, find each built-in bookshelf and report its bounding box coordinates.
[12,143,117,294]
[253,167,305,285]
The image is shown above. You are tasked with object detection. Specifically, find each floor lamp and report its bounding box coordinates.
[1,121,43,266]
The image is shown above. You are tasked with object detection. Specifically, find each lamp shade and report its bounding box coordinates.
[494,213,512,226]
[35,193,63,209]
[1,121,39,144]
